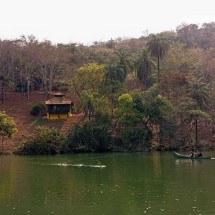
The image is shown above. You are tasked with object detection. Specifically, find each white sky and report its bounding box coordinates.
[0,0,215,45]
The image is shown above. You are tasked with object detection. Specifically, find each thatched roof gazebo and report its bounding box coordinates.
[44,92,73,119]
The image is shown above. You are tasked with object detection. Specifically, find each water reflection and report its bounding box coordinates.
[175,159,203,166]
[0,153,215,215]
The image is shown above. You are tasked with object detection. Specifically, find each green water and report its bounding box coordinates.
[0,152,215,215]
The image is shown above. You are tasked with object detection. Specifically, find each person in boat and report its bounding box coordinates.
[195,150,202,157]
[190,150,195,157]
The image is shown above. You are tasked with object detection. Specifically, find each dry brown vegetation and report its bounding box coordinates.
[0,91,84,152]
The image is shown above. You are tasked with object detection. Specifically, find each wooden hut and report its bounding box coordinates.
[45,92,73,119]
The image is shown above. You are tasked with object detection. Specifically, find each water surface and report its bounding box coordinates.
[0,152,215,215]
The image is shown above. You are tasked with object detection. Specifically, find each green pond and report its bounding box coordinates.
[0,152,215,215]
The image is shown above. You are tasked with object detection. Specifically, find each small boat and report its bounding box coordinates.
[173,151,211,160]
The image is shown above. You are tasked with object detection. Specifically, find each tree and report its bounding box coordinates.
[81,90,111,119]
[135,49,156,87]
[190,110,210,145]
[103,64,125,115]
[114,93,152,150]
[115,94,133,124]
[147,34,169,81]
[36,40,69,98]
[0,40,19,84]
[0,75,13,104]
[178,97,210,145]
[176,22,215,49]
[140,84,173,124]
[187,77,209,109]
[71,63,105,98]
[104,64,127,83]
[106,38,116,49]
[17,35,39,100]
[81,90,94,119]
[131,85,174,148]
[163,42,204,74]
[182,77,210,145]
[14,126,64,155]
[114,48,134,75]
[0,111,17,152]
[176,23,199,47]
[114,87,173,150]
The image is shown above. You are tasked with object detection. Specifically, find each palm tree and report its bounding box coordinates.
[187,77,209,109]
[179,97,210,145]
[185,77,210,144]
[114,49,134,76]
[147,34,169,82]
[104,64,126,116]
[104,64,127,84]
[135,49,155,87]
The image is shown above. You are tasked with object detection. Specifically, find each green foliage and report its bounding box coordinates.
[135,49,156,87]
[177,96,211,145]
[0,111,17,151]
[141,84,173,123]
[0,111,17,139]
[114,92,153,150]
[94,113,112,127]
[178,97,210,122]
[115,93,144,126]
[71,63,105,97]
[159,118,177,149]
[104,64,127,84]
[188,109,210,119]
[114,87,174,150]
[121,127,152,151]
[81,90,95,117]
[114,48,134,75]
[123,87,175,149]
[147,34,170,60]
[30,103,46,116]
[187,77,209,109]
[2,24,215,152]
[118,94,133,106]
[14,126,64,155]
[147,34,169,81]
[81,90,111,117]
[102,64,126,115]
[66,120,112,153]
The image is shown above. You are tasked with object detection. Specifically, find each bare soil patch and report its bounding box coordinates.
[0,91,83,152]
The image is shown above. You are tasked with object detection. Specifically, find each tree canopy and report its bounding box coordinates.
[0,111,17,151]
[2,22,215,153]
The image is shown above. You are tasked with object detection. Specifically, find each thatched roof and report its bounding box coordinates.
[45,93,73,105]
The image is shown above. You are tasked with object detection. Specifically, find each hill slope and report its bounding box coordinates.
[0,91,83,152]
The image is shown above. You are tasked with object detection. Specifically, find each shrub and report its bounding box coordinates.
[14,126,65,155]
[30,103,46,116]
[94,113,112,127]
[121,126,152,151]
[66,121,112,153]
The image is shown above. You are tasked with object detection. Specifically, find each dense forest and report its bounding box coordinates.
[1,22,215,154]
